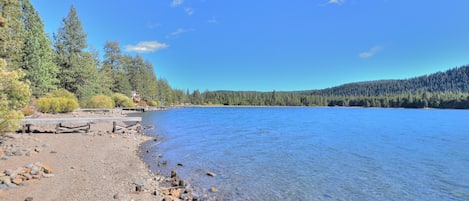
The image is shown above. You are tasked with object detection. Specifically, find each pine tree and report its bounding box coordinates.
[21,0,58,97]
[0,0,25,70]
[102,41,131,96]
[53,5,98,99]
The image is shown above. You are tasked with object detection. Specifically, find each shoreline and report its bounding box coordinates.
[0,109,168,200]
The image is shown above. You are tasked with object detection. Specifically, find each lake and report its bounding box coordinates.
[140,107,469,200]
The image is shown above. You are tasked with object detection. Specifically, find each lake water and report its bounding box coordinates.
[140,107,469,200]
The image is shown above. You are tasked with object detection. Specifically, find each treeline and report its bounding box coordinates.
[305,65,469,96]
[189,65,469,109]
[0,1,183,105]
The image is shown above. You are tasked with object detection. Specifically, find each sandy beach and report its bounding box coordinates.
[0,110,168,201]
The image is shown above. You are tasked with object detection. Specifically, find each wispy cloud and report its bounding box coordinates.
[166,28,194,38]
[185,7,194,16]
[171,0,183,7]
[146,23,161,30]
[359,46,383,59]
[125,41,168,53]
[327,0,345,5]
[208,16,218,24]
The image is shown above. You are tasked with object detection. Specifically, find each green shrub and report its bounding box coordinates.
[37,97,79,113]
[148,100,160,107]
[112,93,134,107]
[83,95,115,108]
[45,88,77,100]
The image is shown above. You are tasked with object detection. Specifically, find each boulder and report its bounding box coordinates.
[170,170,177,178]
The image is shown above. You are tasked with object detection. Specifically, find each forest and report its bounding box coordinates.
[0,1,186,130]
[0,0,184,103]
[193,65,469,109]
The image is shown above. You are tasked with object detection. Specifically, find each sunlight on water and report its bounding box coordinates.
[141,107,469,201]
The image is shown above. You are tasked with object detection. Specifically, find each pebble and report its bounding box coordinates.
[210,186,217,193]
[113,192,122,199]
[25,197,34,201]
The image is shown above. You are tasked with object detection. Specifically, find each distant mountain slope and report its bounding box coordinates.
[301,65,469,96]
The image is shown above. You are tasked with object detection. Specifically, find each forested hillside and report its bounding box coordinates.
[194,65,469,109]
[305,65,469,96]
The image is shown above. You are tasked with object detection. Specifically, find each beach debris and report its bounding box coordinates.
[0,162,53,191]
[206,171,217,177]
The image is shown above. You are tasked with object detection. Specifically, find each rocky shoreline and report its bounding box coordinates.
[0,109,220,201]
[0,110,165,201]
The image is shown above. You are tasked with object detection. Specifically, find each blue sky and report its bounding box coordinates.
[31,0,469,91]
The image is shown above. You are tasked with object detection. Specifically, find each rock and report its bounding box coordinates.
[113,192,122,199]
[0,156,9,160]
[42,173,54,178]
[177,163,183,167]
[23,173,32,180]
[6,183,17,188]
[170,170,177,178]
[162,189,171,195]
[30,166,40,175]
[24,163,34,169]
[210,186,217,193]
[0,148,4,156]
[170,188,180,198]
[11,177,23,185]
[25,197,33,201]
[206,171,217,177]
[49,150,57,154]
[34,148,41,153]
[178,179,186,187]
[171,178,179,187]
[41,164,53,174]
[162,195,173,201]
[0,184,8,190]
[0,176,11,184]
[13,149,24,156]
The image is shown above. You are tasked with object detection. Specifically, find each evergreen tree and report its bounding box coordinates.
[53,5,98,99]
[0,0,25,70]
[101,41,131,95]
[21,0,58,97]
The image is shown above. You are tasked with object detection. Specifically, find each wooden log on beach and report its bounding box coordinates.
[21,117,142,133]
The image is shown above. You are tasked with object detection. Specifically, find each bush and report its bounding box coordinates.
[82,95,115,108]
[45,88,77,100]
[148,100,160,107]
[37,97,79,113]
[112,93,134,107]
